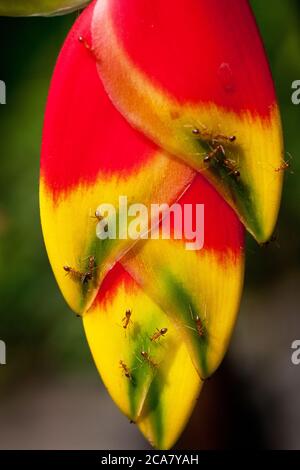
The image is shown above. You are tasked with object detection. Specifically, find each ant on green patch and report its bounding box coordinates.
[186,124,239,179]
[119,360,133,381]
[63,255,96,285]
[150,327,168,342]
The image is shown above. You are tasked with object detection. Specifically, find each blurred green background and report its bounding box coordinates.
[0,0,299,450]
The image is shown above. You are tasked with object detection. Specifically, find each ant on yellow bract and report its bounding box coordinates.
[275,155,293,173]
[91,210,109,233]
[187,124,236,144]
[91,209,103,222]
[150,328,168,342]
[122,309,132,329]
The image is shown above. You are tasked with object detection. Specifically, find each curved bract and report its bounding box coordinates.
[123,175,244,380]
[40,2,194,314]
[92,0,284,242]
[84,264,202,449]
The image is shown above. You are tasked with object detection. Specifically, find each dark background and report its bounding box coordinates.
[0,0,299,449]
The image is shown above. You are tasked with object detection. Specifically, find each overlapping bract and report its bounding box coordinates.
[92,0,283,243]
[40,0,282,448]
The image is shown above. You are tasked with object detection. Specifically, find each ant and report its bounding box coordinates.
[92,209,104,222]
[275,155,293,173]
[203,144,225,163]
[195,315,206,338]
[189,305,207,339]
[87,255,96,272]
[82,255,96,282]
[203,145,240,180]
[63,255,96,285]
[122,309,132,329]
[63,266,92,284]
[91,209,108,232]
[188,124,239,179]
[119,360,133,381]
[140,351,157,369]
[275,161,289,172]
[191,127,236,144]
[150,328,168,342]
[222,158,240,179]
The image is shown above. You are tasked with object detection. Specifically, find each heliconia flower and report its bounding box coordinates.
[0,0,90,16]
[40,2,245,448]
[91,0,284,243]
